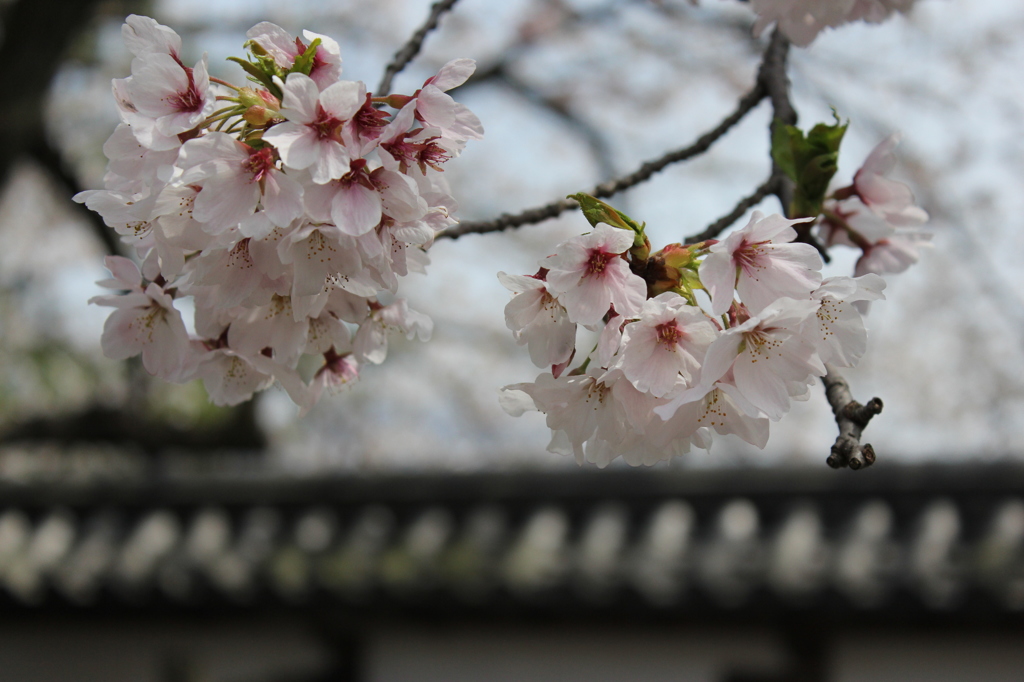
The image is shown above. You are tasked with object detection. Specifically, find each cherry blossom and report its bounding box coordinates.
[378,105,454,177]
[101,124,179,189]
[412,59,484,147]
[188,238,268,309]
[80,15,481,412]
[353,299,433,365]
[615,293,717,398]
[545,224,647,326]
[699,211,822,316]
[654,382,768,450]
[309,350,360,407]
[854,230,931,278]
[122,14,182,59]
[278,221,362,298]
[127,52,215,137]
[196,349,274,406]
[801,275,886,367]
[73,188,161,250]
[83,12,915,461]
[176,133,304,237]
[500,370,631,466]
[698,297,824,421]
[749,0,854,46]
[747,0,918,46]
[90,278,192,381]
[848,0,918,24]
[819,134,931,278]
[245,22,342,90]
[303,162,426,237]
[852,133,929,228]
[262,72,364,184]
[228,294,310,363]
[497,271,576,369]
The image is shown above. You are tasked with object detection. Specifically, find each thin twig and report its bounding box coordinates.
[759,28,796,218]
[685,172,781,243]
[821,366,883,470]
[759,29,797,128]
[758,27,829,262]
[30,139,122,257]
[482,63,618,185]
[441,81,767,240]
[759,30,880,467]
[377,0,461,95]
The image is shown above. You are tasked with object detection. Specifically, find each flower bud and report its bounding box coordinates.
[645,243,704,297]
[660,243,696,270]
[381,94,414,108]
[238,87,280,125]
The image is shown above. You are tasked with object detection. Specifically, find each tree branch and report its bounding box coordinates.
[29,137,122,257]
[376,0,461,95]
[760,28,797,217]
[758,27,830,262]
[441,80,767,240]
[684,172,781,244]
[759,30,880,468]
[821,366,883,470]
[475,62,618,184]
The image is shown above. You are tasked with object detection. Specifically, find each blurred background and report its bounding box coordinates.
[3,0,1024,474]
[1,0,1024,680]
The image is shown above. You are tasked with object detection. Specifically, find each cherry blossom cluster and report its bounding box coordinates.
[76,15,481,408]
[499,132,928,467]
[745,0,919,46]
[818,133,931,277]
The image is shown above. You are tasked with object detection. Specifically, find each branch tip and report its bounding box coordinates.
[822,366,882,471]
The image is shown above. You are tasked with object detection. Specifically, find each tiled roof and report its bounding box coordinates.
[2,464,1024,620]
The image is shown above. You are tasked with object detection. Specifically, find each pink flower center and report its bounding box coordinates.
[382,132,450,173]
[732,239,769,275]
[169,68,203,113]
[655,321,683,348]
[352,95,390,140]
[341,159,376,191]
[310,105,343,141]
[319,348,359,387]
[244,148,276,183]
[585,249,615,276]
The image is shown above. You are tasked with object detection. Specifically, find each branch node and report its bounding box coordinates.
[861,443,877,467]
[840,397,883,426]
[822,366,882,471]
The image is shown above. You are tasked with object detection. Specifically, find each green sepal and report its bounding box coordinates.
[289,38,322,77]
[569,193,646,247]
[771,110,848,218]
[680,267,704,292]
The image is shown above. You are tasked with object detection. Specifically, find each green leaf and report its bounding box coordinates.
[771,123,800,183]
[770,112,848,218]
[806,110,848,152]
